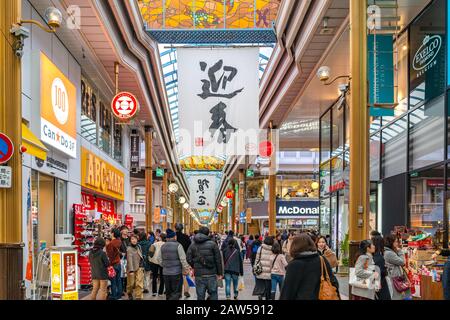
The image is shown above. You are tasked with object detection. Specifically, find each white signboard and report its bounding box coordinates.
[189,174,216,210]
[177,48,260,157]
[0,166,12,188]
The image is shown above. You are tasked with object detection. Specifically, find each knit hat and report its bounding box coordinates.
[166,229,176,239]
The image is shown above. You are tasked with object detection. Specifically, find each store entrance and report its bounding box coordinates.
[30,171,67,275]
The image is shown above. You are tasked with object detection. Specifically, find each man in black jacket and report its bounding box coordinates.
[175,223,192,298]
[187,226,223,300]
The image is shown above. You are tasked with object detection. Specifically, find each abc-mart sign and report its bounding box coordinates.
[412,35,442,79]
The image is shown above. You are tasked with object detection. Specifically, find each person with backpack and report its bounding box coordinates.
[138,231,152,294]
[270,242,288,300]
[126,234,145,300]
[250,234,262,266]
[89,238,109,300]
[156,229,191,300]
[187,226,224,300]
[175,223,192,299]
[222,238,244,300]
[148,233,166,297]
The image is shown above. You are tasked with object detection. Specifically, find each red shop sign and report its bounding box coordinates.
[97,197,116,220]
[328,180,346,193]
[426,179,450,188]
[125,214,134,226]
[111,92,139,121]
[81,192,95,210]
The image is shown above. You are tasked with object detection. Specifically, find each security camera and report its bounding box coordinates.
[10,25,29,59]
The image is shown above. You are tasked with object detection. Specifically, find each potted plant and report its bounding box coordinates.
[338,233,349,274]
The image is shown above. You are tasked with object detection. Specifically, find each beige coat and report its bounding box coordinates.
[255,244,274,280]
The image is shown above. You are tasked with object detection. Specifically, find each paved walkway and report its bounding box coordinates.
[82,259,349,300]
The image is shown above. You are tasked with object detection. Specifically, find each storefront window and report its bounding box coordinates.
[381,115,407,178]
[55,179,67,234]
[410,166,445,237]
[320,161,331,198]
[331,102,344,157]
[99,101,112,155]
[409,95,445,170]
[81,79,97,144]
[320,198,330,236]
[370,133,381,181]
[246,179,265,199]
[331,154,344,186]
[320,110,331,163]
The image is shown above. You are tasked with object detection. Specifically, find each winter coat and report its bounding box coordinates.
[89,247,109,280]
[187,233,223,277]
[384,247,409,300]
[318,248,338,268]
[282,239,293,262]
[106,238,121,266]
[157,239,190,276]
[270,253,288,276]
[221,235,240,251]
[176,231,192,253]
[280,252,339,300]
[351,253,377,300]
[254,244,273,280]
[138,239,152,271]
[120,236,130,255]
[222,246,243,276]
[126,245,143,273]
[373,251,391,300]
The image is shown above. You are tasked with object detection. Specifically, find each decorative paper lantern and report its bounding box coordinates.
[311,181,319,190]
[168,183,179,193]
[179,196,186,204]
[183,203,189,209]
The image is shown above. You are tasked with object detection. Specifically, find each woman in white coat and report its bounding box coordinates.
[253,236,274,300]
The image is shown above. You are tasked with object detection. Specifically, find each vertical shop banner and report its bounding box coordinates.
[189,174,216,210]
[50,252,62,295]
[154,207,161,224]
[177,48,260,157]
[81,192,95,211]
[368,34,395,116]
[246,207,252,223]
[130,134,140,170]
[40,52,77,158]
[62,251,78,300]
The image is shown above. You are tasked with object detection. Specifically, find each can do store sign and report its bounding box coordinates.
[40,52,77,158]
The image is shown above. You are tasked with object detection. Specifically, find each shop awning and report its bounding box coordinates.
[22,123,48,160]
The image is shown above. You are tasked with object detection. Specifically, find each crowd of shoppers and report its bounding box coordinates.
[89,225,346,300]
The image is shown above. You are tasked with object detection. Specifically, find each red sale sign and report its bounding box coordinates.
[81,192,95,210]
[96,197,116,220]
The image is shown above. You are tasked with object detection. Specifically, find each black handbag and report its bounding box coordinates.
[252,248,263,275]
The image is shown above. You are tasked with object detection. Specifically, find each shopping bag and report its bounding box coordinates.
[186,275,196,288]
[349,267,371,289]
[238,276,245,291]
[107,266,116,278]
[120,258,127,278]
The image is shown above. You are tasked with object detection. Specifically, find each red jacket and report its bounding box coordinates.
[106,238,122,266]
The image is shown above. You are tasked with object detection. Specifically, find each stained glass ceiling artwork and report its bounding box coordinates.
[139,0,279,30]
[139,0,280,43]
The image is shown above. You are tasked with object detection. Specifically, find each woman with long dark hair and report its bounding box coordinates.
[384,233,410,300]
[371,233,391,300]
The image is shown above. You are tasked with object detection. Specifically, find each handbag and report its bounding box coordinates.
[392,275,410,293]
[107,266,116,278]
[318,256,340,300]
[252,248,263,276]
[120,257,127,278]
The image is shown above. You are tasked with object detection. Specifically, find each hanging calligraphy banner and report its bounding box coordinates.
[188,174,216,210]
[177,48,260,158]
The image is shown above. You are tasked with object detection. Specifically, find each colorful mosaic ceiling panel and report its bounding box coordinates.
[139,0,280,30]
[180,156,226,171]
